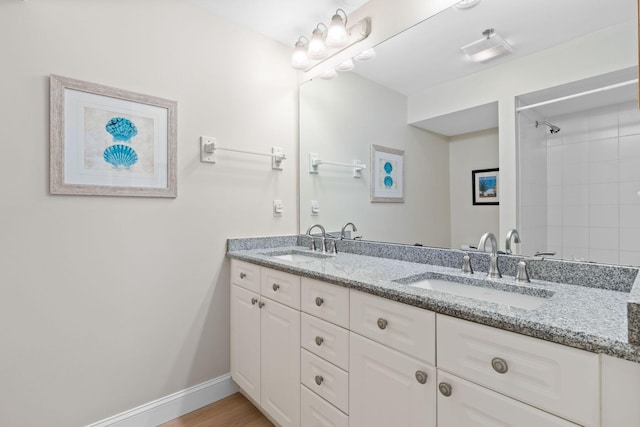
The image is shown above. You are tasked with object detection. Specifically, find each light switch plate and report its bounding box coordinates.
[311,200,320,215]
[273,200,283,216]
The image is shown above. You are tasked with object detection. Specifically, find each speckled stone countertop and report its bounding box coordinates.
[227,236,640,363]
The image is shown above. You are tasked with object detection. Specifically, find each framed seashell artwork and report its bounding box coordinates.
[50,75,177,197]
[370,144,404,203]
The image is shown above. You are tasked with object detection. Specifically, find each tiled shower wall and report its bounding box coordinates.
[543,100,640,265]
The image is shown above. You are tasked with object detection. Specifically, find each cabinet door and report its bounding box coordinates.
[350,332,436,427]
[261,297,301,427]
[230,284,261,403]
[437,370,579,427]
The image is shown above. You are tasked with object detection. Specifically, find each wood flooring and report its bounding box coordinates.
[158,392,273,427]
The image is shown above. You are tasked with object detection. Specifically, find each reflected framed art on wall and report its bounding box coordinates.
[370,144,404,203]
[472,168,499,205]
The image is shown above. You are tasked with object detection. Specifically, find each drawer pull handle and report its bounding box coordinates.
[251,298,258,305]
[315,336,324,346]
[439,382,452,397]
[415,370,428,384]
[315,297,324,306]
[315,375,324,386]
[491,357,509,374]
[377,318,388,330]
[240,272,247,279]
[272,283,280,291]
[258,301,265,308]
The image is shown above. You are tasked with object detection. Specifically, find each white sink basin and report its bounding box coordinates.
[401,276,551,310]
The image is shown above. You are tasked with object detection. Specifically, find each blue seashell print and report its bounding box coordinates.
[103,144,138,169]
[383,161,393,174]
[105,117,138,142]
[384,176,393,188]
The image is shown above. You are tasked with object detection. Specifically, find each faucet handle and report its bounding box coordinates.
[461,253,473,274]
[515,260,530,283]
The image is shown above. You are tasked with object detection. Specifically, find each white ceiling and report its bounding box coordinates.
[192,0,635,99]
[191,0,369,48]
[353,0,635,96]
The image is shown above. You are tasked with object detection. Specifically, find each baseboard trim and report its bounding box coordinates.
[86,373,238,427]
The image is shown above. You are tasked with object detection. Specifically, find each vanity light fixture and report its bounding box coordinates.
[326,9,350,48]
[291,11,372,72]
[291,36,310,69]
[354,48,376,61]
[318,69,338,79]
[455,0,481,9]
[335,58,354,72]
[461,28,512,63]
[308,23,328,60]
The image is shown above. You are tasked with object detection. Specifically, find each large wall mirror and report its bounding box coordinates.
[299,0,638,266]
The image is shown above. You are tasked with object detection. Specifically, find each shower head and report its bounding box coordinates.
[535,120,561,134]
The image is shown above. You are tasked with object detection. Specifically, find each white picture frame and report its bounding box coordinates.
[370,144,404,203]
[50,74,177,197]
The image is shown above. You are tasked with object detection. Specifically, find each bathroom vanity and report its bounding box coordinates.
[228,236,640,427]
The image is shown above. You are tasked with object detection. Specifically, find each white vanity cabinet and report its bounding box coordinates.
[349,290,437,427]
[230,260,300,427]
[230,258,640,427]
[437,315,600,427]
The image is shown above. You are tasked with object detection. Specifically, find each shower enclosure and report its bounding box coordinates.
[517,67,640,266]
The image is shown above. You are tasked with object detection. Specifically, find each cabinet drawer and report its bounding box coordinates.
[437,370,579,427]
[301,385,348,427]
[437,315,599,427]
[350,290,435,364]
[301,278,349,328]
[230,259,260,293]
[301,349,349,414]
[261,268,301,310]
[301,313,349,371]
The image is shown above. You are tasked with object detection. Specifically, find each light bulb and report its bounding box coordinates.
[335,59,354,72]
[318,69,337,80]
[326,9,349,48]
[308,25,328,60]
[291,37,309,69]
[354,48,376,61]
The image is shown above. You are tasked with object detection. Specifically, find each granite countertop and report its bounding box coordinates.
[228,241,640,364]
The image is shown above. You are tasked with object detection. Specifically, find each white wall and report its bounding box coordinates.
[300,72,451,246]
[543,101,640,265]
[408,22,638,247]
[449,129,500,250]
[0,1,297,426]
[517,108,548,256]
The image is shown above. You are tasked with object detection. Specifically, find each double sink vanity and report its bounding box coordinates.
[227,234,640,427]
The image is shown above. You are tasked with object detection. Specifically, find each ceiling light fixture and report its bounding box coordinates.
[291,36,310,69]
[291,10,372,72]
[461,28,512,63]
[326,9,349,48]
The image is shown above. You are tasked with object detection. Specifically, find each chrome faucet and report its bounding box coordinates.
[505,229,521,254]
[341,222,358,240]
[478,232,502,278]
[306,224,326,252]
